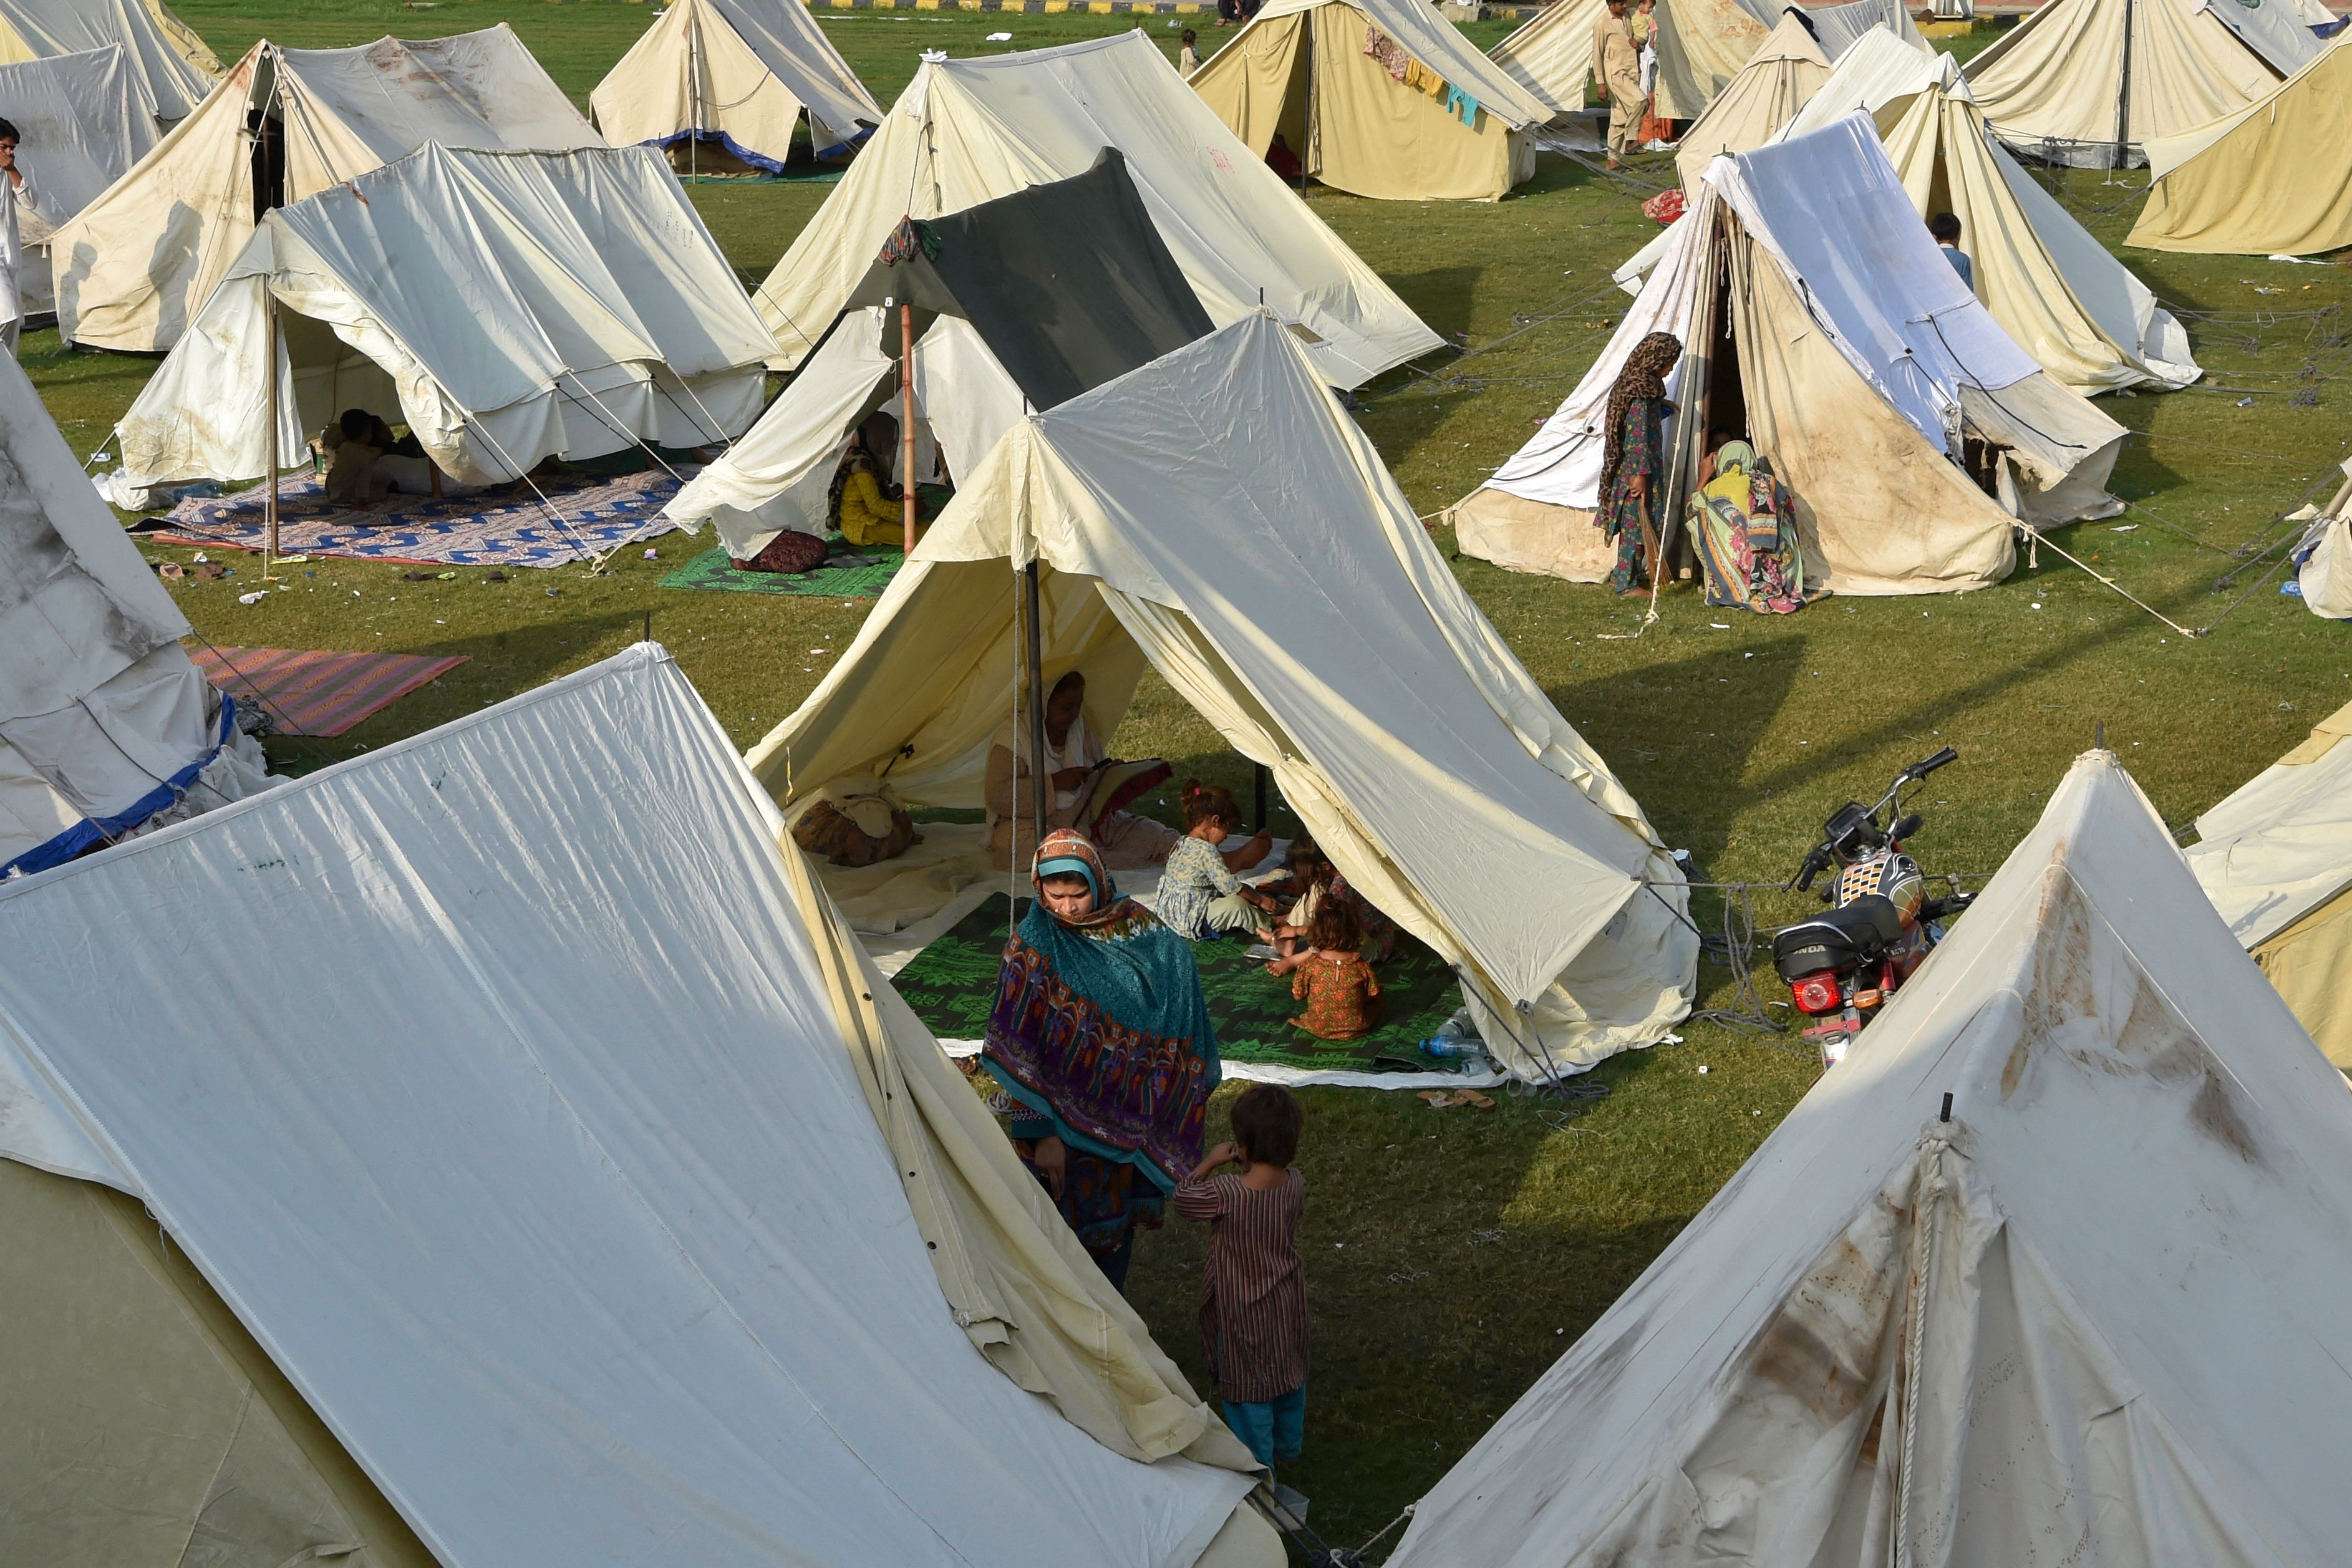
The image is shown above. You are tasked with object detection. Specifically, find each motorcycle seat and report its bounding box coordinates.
[1771,894,1905,977]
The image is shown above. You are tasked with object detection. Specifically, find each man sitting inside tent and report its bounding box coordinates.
[987,671,1178,871]
[322,408,478,506]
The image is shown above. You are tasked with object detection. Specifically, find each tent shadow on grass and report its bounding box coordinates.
[1380,264,1485,349]
[1541,639,1805,870]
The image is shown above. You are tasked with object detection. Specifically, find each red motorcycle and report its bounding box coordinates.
[1769,748,1973,1067]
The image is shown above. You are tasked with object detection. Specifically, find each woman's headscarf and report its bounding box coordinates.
[979,829,1219,1193]
[1595,331,1684,508]
[1713,438,1754,476]
[1030,827,1117,927]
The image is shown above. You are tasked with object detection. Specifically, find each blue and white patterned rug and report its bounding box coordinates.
[156,467,696,568]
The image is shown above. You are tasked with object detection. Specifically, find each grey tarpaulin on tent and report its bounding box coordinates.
[844,148,1216,412]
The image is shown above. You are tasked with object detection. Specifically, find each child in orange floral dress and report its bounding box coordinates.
[1288,902,1381,1040]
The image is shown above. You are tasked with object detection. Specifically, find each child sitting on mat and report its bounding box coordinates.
[1288,901,1382,1041]
[1174,1084,1308,1472]
[1264,838,1333,974]
[1156,781,1279,942]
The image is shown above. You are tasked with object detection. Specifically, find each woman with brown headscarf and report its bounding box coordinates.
[1594,330,1682,596]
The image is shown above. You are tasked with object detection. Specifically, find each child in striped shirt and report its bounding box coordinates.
[1175,1084,1309,1470]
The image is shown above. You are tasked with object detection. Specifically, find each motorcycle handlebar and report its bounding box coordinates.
[1907,747,1960,781]
[1790,847,1829,892]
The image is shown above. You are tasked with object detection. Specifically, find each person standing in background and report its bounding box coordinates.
[1929,211,1973,293]
[1592,0,1644,172]
[1179,26,1199,72]
[1635,0,1672,147]
[0,120,41,359]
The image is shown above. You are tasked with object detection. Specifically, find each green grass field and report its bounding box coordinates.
[34,3,2352,1551]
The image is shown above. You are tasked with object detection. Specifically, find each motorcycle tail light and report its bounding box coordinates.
[1791,972,1842,1015]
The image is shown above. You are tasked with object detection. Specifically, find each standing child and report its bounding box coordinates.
[1288,901,1382,1040]
[1179,27,1200,72]
[1156,781,1279,941]
[1176,1084,1307,1471]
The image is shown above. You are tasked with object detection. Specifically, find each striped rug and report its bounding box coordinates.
[191,646,468,738]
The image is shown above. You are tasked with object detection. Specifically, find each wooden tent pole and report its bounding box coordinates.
[899,300,917,554]
[1300,9,1314,193]
[1025,563,1048,848]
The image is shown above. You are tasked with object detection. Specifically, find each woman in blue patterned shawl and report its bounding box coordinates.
[982,828,1220,1292]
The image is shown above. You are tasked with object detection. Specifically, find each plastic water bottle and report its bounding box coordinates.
[1421,1015,1478,1058]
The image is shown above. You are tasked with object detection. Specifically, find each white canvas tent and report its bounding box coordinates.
[0,46,159,321]
[2187,697,2352,1068]
[0,334,266,879]
[1962,0,2321,167]
[2129,34,2352,256]
[1186,0,1549,201]
[755,312,1697,1080]
[0,0,215,122]
[1776,29,2200,392]
[752,33,1439,389]
[1391,747,2352,1568]
[0,641,1280,1568]
[112,144,775,510]
[589,0,880,172]
[51,27,603,353]
[1453,117,2124,594]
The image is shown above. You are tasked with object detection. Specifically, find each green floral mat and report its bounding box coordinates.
[659,544,903,598]
[890,894,1465,1075]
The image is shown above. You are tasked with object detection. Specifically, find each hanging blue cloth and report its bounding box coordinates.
[1445,86,1481,127]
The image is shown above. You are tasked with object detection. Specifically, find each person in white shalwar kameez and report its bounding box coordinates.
[0,120,41,358]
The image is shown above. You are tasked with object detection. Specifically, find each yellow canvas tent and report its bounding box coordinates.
[1485,0,1609,122]
[2129,34,2352,254]
[1962,0,2316,167]
[1652,0,1773,119]
[1454,117,2124,593]
[1187,0,1549,200]
[2187,697,2352,1067]
[0,0,216,122]
[1672,12,1831,187]
[51,27,602,353]
[1646,0,1922,123]
[589,0,880,174]
[1777,30,2201,392]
